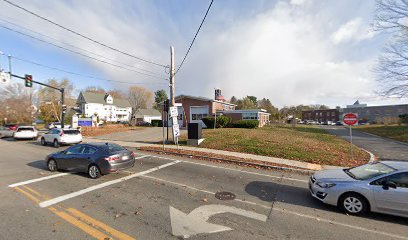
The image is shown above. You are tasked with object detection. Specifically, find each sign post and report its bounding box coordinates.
[343,113,358,160]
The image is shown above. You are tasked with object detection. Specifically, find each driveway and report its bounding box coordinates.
[321,126,408,161]
[90,127,186,144]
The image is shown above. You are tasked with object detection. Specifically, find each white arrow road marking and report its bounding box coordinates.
[170,204,267,238]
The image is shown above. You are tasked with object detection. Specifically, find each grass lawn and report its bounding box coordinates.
[81,125,142,137]
[355,125,408,143]
[182,125,369,167]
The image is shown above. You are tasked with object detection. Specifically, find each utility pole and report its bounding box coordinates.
[8,55,12,76]
[61,88,65,128]
[170,46,175,106]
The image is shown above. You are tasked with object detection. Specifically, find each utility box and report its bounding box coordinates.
[188,123,202,139]
[187,123,204,146]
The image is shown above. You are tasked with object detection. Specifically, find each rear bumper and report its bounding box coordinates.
[101,159,135,174]
[14,134,38,139]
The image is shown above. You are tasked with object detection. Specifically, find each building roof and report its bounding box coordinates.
[79,92,131,108]
[175,94,236,106]
[221,109,271,115]
[134,108,161,117]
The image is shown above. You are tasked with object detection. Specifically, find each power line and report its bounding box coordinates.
[0,24,169,81]
[0,16,167,77]
[2,0,167,68]
[175,0,214,75]
[11,55,167,85]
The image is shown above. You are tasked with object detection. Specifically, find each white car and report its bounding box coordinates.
[41,128,82,147]
[0,126,14,138]
[13,126,38,140]
[47,122,71,129]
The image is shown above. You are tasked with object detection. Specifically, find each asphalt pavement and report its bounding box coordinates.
[0,138,407,240]
[321,126,408,161]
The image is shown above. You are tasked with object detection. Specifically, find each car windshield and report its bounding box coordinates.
[346,162,396,180]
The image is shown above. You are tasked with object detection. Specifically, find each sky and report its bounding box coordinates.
[0,0,407,108]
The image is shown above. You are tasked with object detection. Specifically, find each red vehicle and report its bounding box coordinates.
[4,124,19,131]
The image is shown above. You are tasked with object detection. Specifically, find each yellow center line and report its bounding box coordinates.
[67,208,136,240]
[13,185,136,240]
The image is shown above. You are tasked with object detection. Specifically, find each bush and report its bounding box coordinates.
[399,114,408,124]
[231,120,259,128]
[202,116,231,128]
[151,120,162,127]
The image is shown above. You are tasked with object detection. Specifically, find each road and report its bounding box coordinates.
[321,126,408,161]
[0,138,407,240]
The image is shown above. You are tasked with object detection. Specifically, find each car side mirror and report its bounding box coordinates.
[382,181,397,190]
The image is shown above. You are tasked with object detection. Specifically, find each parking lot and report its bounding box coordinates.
[1,138,407,240]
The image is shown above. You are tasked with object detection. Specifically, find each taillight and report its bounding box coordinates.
[104,155,120,162]
[60,131,64,136]
[130,151,135,157]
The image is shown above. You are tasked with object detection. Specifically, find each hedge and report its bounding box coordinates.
[202,116,231,128]
[230,120,259,128]
[151,120,162,127]
[399,114,408,124]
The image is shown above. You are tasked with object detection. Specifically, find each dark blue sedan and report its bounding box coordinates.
[45,142,136,179]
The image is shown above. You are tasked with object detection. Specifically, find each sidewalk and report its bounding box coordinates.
[84,137,339,171]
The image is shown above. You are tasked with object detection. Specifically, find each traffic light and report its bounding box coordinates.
[163,99,169,112]
[24,74,33,88]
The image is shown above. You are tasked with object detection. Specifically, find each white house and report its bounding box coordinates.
[76,92,132,122]
[133,109,162,124]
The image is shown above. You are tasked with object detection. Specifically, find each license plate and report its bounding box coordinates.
[122,156,129,160]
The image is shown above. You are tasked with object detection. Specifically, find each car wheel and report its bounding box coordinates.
[47,159,58,172]
[53,139,59,148]
[88,165,101,179]
[339,193,368,215]
[41,138,46,146]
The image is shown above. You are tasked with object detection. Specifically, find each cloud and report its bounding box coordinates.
[331,18,376,44]
[0,0,396,108]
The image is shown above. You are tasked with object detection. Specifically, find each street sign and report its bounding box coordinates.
[343,113,358,126]
[172,123,180,137]
[0,71,10,83]
[169,106,178,117]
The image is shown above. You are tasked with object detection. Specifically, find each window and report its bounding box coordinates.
[331,112,335,117]
[66,145,83,155]
[81,146,97,154]
[372,172,408,188]
[192,114,207,120]
[192,114,197,120]
[177,114,183,120]
[346,162,396,180]
[243,112,258,120]
[105,143,126,153]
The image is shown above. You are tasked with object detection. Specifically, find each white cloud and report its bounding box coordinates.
[331,18,376,44]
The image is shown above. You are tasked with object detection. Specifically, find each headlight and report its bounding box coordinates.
[316,182,336,188]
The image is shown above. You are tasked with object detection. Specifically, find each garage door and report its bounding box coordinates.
[190,106,209,128]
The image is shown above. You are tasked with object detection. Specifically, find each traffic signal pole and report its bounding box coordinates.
[10,73,65,127]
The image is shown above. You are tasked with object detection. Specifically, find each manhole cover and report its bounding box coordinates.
[215,191,236,200]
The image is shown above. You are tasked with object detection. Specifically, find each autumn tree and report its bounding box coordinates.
[0,83,34,123]
[128,86,154,113]
[38,79,74,123]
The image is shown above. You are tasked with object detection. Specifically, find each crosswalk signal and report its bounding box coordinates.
[24,74,33,88]
[62,105,67,114]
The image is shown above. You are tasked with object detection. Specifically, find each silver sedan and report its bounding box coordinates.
[309,161,408,217]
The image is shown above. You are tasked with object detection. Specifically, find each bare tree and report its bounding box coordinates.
[0,83,34,123]
[128,86,154,114]
[375,0,408,97]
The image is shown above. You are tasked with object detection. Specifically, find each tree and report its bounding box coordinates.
[153,89,168,110]
[247,96,257,105]
[107,89,125,99]
[84,86,105,94]
[236,97,257,109]
[38,79,74,123]
[374,0,408,97]
[0,83,34,123]
[230,96,237,104]
[128,86,154,114]
[257,98,279,120]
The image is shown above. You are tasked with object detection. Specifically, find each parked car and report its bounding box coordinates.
[335,121,343,126]
[13,126,38,140]
[4,124,19,131]
[309,161,408,217]
[46,122,71,129]
[45,142,136,179]
[41,128,82,147]
[0,126,14,138]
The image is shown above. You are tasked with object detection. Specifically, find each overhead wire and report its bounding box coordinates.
[0,24,169,81]
[10,55,167,85]
[2,0,167,68]
[175,0,214,75]
[0,16,167,77]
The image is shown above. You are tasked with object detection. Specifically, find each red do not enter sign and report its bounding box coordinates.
[343,113,358,126]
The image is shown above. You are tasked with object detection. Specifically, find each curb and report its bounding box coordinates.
[138,148,316,174]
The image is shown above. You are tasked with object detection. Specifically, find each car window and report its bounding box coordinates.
[52,129,60,134]
[63,130,80,135]
[65,145,83,155]
[81,146,97,154]
[17,127,34,132]
[386,172,408,188]
[106,143,126,153]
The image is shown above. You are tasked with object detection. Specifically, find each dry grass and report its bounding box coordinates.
[181,125,369,167]
[355,124,408,143]
[81,124,142,137]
